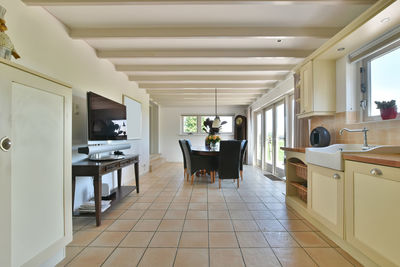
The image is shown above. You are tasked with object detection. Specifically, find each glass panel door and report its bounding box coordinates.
[275,102,286,175]
[256,112,263,167]
[264,108,273,172]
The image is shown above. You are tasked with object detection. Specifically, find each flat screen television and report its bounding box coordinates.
[87,92,127,140]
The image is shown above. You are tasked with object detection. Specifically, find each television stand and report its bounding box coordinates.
[72,154,139,226]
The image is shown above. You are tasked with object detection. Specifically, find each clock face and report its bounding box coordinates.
[235,117,243,126]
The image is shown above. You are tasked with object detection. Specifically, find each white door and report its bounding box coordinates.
[0,62,72,267]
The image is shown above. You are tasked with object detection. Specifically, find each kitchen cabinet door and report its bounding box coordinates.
[308,164,344,238]
[345,160,400,267]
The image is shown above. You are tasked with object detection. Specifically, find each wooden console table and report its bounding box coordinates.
[72,154,139,226]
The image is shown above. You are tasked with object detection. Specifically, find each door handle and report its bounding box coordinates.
[0,136,11,152]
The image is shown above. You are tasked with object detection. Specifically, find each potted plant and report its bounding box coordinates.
[375,100,398,120]
[203,118,226,148]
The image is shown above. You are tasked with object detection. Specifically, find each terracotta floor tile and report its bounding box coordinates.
[209,220,234,232]
[102,248,145,267]
[210,248,244,267]
[174,248,209,267]
[305,248,353,267]
[256,220,286,232]
[132,219,161,231]
[315,231,339,248]
[290,232,330,248]
[119,210,145,220]
[189,203,208,210]
[102,209,125,220]
[67,247,113,267]
[149,202,170,210]
[335,248,364,267]
[246,203,268,211]
[158,219,185,231]
[142,209,166,220]
[230,210,252,219]
[138,248,177,267]
[232,220,260,231]
[209,210,231,219]
[89,231,127,247]
[186,210,208,219]
[119,231,154,247]
[208,203,228,210]
[164,209,187,219]
[106,219,137,232]
[179,232,209,248]
[209,232,238,248]
[241,248,281,267]
[279,219,312,232]
[183,220,208,231]
[264,232,300,248]
[149,231,181,247]
[236,232,269,247]
[273,248,317,267]
[81,219,114,232]
[270,209,299,220]
[129,202,152,210]
[69,231,100,247]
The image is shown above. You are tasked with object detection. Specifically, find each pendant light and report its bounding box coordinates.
[212,88,221,128]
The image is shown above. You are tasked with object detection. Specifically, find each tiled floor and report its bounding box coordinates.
[59,163,361,267]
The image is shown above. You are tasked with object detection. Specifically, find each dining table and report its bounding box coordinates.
[191,146,220,156]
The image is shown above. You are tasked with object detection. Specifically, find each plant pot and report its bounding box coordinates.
[380,107,398,120]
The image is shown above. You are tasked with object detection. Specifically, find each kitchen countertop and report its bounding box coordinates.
[280,147,307,153]
[343,153,400,168]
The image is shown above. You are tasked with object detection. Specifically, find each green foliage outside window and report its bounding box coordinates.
[183,116,197,133]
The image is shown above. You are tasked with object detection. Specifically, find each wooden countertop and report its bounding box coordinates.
[281,147,307,153]
[343,153,400,168]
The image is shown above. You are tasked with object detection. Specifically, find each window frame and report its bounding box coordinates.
[361,41,400,122]
[180,115,235,135]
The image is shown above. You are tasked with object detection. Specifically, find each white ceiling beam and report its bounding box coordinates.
[130,74,286,81]
[149,92,261,97]
[97,49,312,58]
[22,0,377,6]
[139,82,273,89]
[116,64,294,71]
[70,27,340,39]
[146,89,268,93]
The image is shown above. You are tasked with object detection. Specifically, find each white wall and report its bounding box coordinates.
[159,105,246,162]
[336,56,359,113]
[4,0,150,211]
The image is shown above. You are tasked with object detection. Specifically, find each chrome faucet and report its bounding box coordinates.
[339,127,370,150]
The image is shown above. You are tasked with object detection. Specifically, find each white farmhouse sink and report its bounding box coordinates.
[306,144,400,171]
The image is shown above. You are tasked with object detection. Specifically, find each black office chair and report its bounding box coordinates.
[239,140,248,181]
[217,140,242,189]
[178,140,188,180]
[181,140,216,184]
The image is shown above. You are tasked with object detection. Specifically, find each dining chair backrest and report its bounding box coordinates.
[181,140,192,174]
[218,140,242,180]
[239,140,248,171]
[178,140,187,169]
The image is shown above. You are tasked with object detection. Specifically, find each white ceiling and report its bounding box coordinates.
[22,0,375,106]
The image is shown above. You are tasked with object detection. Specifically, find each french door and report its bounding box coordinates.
[263,100,286,177]
[255,112,263,167]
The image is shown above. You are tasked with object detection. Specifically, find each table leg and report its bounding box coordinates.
[117,169,122,188]
[134,162,139,193]
[72,175,76,214]
[93,175,102,226]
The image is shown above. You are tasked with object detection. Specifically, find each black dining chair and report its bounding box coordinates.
[239,140,248,181]
[178,140,188,180]
[181,140,216,184]
[217,140,242,189]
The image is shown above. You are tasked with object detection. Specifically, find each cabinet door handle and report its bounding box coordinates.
[370,168,383,176]
[333,173,341,179]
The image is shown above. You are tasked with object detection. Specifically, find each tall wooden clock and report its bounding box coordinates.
[234,115,247,140]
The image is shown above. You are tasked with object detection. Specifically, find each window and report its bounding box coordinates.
[362,44,400,119]
[181,115,234,134]
[182,116,197,133]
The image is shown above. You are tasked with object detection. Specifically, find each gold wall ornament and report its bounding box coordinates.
[0,5,20,60]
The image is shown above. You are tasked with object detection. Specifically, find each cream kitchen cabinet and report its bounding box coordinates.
[308,164,344,238]
[298,60,336,118]
[345,160,400,267]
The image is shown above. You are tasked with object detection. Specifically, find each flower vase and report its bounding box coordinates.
[210,142,219,151]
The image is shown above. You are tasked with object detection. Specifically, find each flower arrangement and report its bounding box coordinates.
[375,100,398,120]
[207,134,221,144]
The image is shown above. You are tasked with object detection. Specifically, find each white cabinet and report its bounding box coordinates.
[308,164,344,238]
[345,161,400,267]
[298,60,336,118]
[0,59,72,267]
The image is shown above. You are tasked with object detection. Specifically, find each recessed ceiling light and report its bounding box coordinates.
[380,17,391,23]
[337,47,345,52]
